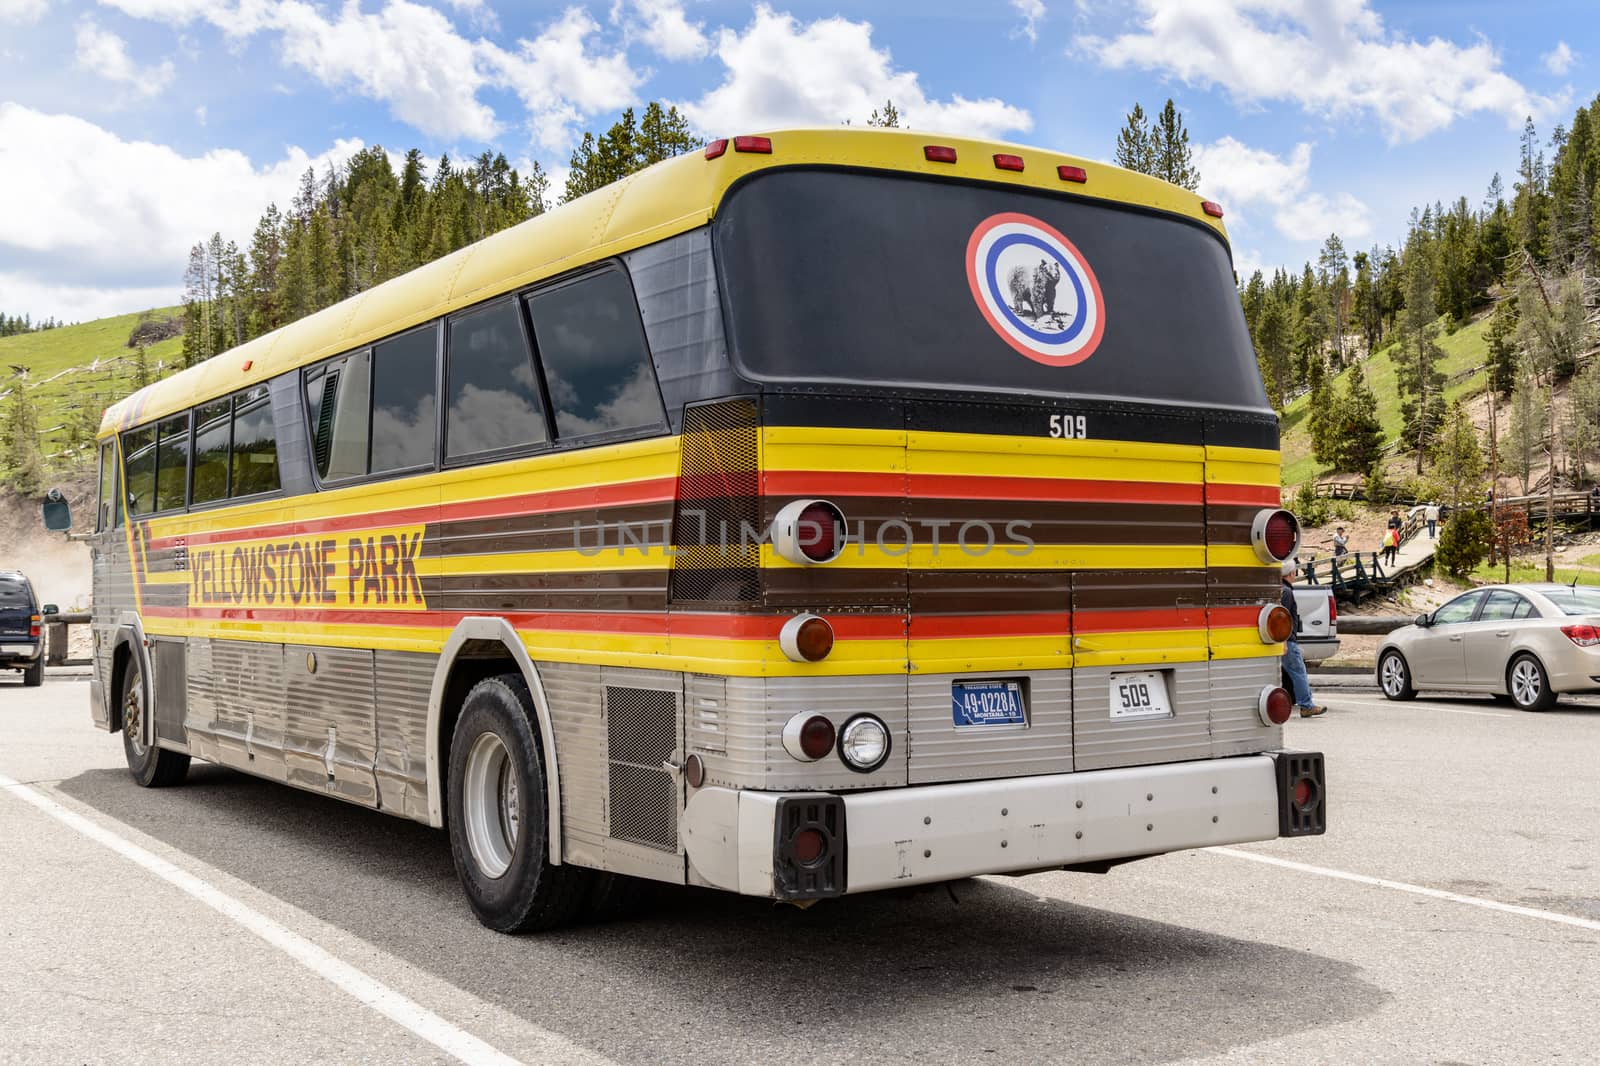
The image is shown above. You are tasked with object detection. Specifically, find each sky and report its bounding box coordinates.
[0,0,1593,323]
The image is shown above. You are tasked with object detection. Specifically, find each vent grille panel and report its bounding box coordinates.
[672,398,760,604]
[605,686,678,851]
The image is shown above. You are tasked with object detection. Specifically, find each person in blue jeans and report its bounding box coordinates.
[1281,560,1327,718]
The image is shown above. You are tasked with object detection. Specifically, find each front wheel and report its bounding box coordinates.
[447,674,591,932]
[121,656,189,787]
[1378,650,1417,701]
[1507,654,1558,712]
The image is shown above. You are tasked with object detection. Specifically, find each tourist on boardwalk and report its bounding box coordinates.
[1425,501,1440,539]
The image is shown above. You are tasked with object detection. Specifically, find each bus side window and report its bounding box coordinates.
[445,300,548,460]
[191,397,232,504]
[524,269,666,441]
[307,352,372,482]
[97,441,122,531]
[123,426,156,517]
[231,385,281,497]
[154,412,191,512]
[371,326,438,473]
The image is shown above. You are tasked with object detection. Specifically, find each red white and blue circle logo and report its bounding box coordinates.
[966,212,1105,366]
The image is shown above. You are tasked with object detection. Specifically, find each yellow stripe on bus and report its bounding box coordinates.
[761,543,1207,571]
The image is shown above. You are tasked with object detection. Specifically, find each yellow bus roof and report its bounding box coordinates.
[102,127,1229,434]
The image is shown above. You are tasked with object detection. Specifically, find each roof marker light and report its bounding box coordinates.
[704,139,728,159]
[1202,200,1225,218]
[241,360,253,371]
[1057,165,1088,183]
[993,153,1024,172]
[924,145,958,163]
[733,135,771,154]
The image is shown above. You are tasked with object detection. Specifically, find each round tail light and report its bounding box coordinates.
[1257,685,1293,726]
[781,713,837,762]
[1251,508,1302,564]
[779,613,835,662]
[1292,777,1316,809]
[1259,604,1294,643]
[773,499,846,564]
[792,827,826,865]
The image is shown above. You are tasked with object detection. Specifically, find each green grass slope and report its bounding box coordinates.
[1280,313,1492,489]
[0,307,183,467]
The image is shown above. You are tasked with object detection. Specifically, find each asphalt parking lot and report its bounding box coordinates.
[3,673,1597,1065]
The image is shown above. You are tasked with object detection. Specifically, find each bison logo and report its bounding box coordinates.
[967,212,1104,366]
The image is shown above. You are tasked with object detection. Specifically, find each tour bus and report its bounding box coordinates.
[45,128,1324,932]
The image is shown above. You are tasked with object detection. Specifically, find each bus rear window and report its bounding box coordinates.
[714,169,1267,411]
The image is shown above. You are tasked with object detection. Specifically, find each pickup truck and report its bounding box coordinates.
[1291,585,1340,663]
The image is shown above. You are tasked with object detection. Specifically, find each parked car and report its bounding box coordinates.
[1291,585,1340,663]
[0,570,44,687]
[1376,584,1600,710]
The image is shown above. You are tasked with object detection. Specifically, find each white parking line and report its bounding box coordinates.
[1329,695,1514,718]
[0,772,603,1066]
[1214,847,1600,933]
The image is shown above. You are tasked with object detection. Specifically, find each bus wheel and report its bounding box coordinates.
[121,657,190,787]
[447,673,590,933]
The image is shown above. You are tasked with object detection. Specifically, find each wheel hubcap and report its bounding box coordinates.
[1381,657,1403,696]
[463,732,519,879]
[1511,661,1541,705]
[124,682,146,757]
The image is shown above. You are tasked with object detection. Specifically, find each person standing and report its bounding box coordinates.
[1381,526,1399,566]
[1425,501,1440,539]
[1280,560,1326,718]
[1332,526,1349,557]
[1387,509,1402,534]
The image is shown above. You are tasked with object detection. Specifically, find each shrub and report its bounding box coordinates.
[1435,510,1493,576]
[1292,482,1330,527]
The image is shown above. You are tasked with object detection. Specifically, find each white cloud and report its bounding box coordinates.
[0,104,360,320]
[74,18,176,98]
[1011,0,1044,44]
[1543,41,1574,76]
[1081,0,1553,143]
[684,5,1031,139]
[95,1,645,147]
[613,0,709,61]
[1191,135,1371,242]
[0,0,48,22]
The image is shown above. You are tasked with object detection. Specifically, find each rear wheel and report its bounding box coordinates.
[447,673,591,933]
[1378,650,1416,701]
[121,656,190,787]
[1507,654,1557,712]
[22,657,42,687]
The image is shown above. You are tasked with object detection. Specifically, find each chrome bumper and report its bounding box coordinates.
[682,753,1309,899]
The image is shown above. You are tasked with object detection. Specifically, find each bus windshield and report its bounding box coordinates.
[715,168,1267,412]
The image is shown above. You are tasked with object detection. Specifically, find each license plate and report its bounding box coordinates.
[951,680,1027,727]
[1109,672,1172,720]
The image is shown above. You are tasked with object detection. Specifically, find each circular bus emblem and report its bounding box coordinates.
[966,212,1105,366]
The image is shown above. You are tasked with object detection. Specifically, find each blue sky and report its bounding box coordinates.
[0,0,1593,322]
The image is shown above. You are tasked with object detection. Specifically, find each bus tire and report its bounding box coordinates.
[447,673,590,933]
[23,657,42,687]
[121,655,190,788]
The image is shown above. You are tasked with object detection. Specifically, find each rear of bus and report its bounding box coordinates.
[676,134,1323,899]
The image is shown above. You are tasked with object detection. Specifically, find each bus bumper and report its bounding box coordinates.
[681,752,1324,900]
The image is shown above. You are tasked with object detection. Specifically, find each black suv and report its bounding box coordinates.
[0,570,43,687]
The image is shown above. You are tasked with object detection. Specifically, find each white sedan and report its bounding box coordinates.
[1376,584,1600,710]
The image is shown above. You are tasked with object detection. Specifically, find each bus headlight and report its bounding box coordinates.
[837,714,890,773]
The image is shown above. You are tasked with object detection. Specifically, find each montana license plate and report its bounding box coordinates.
[1109,672,1172,721]
[951,680,1027,727]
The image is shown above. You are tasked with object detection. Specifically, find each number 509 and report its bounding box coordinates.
[1048,414,1087,439]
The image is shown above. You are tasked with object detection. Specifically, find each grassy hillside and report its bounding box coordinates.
[0,307,183,468]
[1280,313,1492,489]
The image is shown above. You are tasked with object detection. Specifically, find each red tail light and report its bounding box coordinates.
[1327,597,1337,624]
[1292,778,1314,808]
[924,145,957,163]
[1258,685,1293,726]
[1252,508,1302,563]
[704,139,728,159]
[733,135,771,154]
[792,827,826,865]
[29,614,41,638]
[1561,624,1600,647]
[782,711,838,761]
[1202,200,1224,218]
[774,499,847,565]
[993,153,1024,172]
[1057,164,1088,183]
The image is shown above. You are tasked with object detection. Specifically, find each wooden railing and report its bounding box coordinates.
[43,611,92,667]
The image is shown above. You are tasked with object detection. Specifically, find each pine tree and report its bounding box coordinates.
[866,99,902,127]
[1150,99,1199,190]
[1113,103,1154,174]
[1563,357,1600,484]
[1317,233,1349,366]
[1513,117,1549,261]
[2,372,46,497]
[133,344,151,389]
[1428,401,1485,508]
[1506,363,1546,494]
[1255,295,1292,408]
[1333,364,1385,474]
[1484,296,1520,394]
[1395,247,1447,472]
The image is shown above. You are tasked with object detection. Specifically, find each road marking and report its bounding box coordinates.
[1328,695,1514,718]
[1214,847,1600,933]
[0,772,603,1066]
